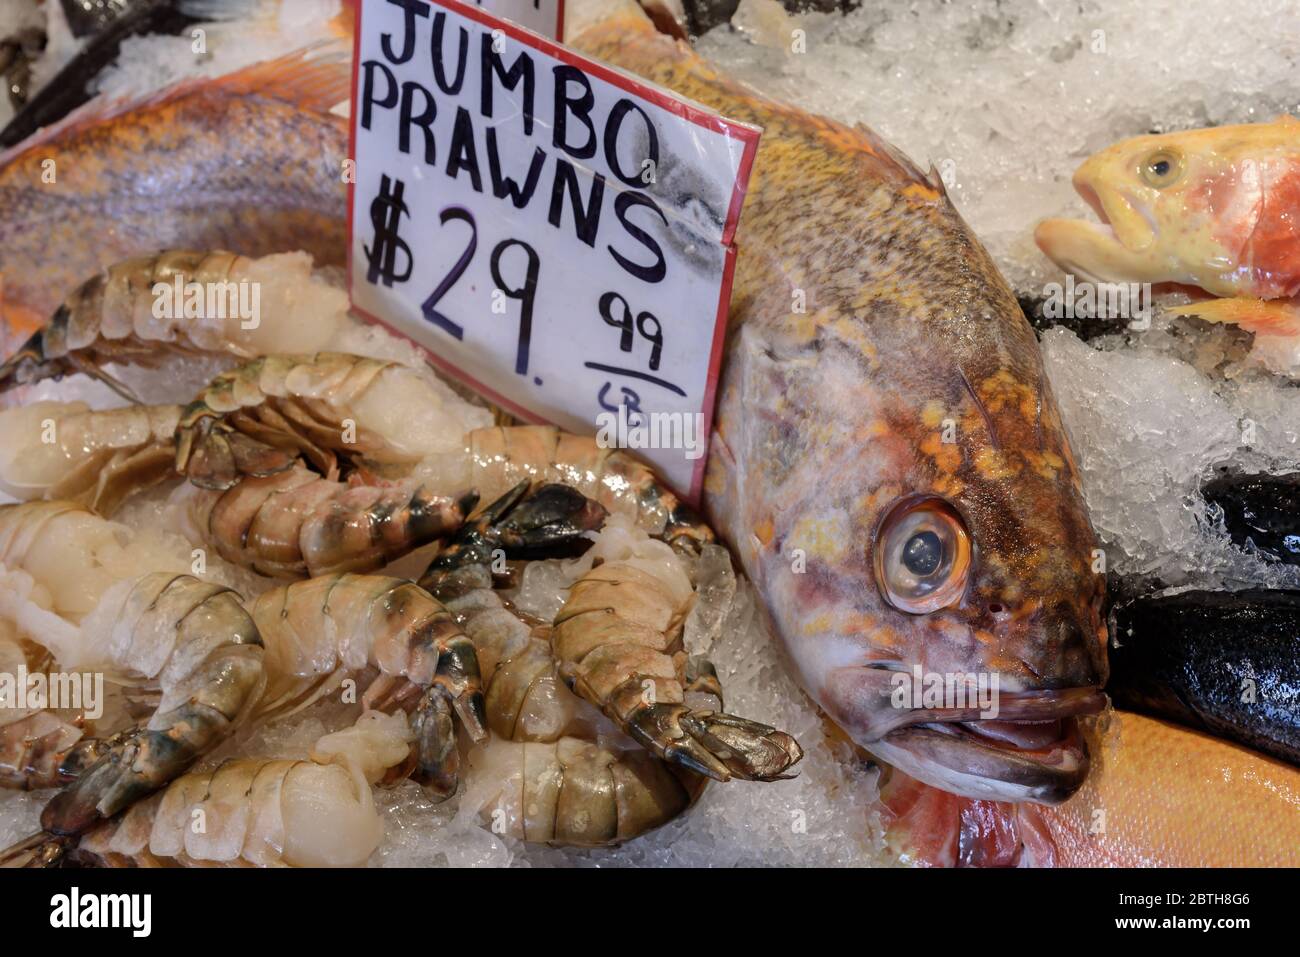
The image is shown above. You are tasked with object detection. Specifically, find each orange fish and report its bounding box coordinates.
[1035,116,1300,373]
[882,711,1300,866]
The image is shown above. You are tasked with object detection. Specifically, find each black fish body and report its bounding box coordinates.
[1109,588,1300,766]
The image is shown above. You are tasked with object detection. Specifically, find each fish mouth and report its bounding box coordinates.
[1035,171,1160,280]
[867,687,1108,805]
[1035,217,1142,284]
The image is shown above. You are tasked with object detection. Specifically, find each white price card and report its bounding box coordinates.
[347,0,760,501]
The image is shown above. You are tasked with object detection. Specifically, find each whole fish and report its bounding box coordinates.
[1035,116,1300,374]
[0,41,350,350]
[1108,587,1300,766]
[572,0,1108,805]
[882,711,1300,867]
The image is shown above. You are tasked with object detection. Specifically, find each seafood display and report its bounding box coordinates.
[2,711,409,867]
[0,243,803,861]
[0,0,1296,877]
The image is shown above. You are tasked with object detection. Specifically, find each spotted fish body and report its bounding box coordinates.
[572,2,1107,804]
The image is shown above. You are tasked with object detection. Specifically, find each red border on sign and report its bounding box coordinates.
[346,0,761,504]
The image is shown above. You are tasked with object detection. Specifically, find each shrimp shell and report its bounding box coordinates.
[38,573,266,835]
[10,755,384,868]
[553,559,803,782]
[462,426,713,549]
[170,353,712,548]
[249,573,487,798]
[185,467,478,578]
[0,251,252,399]
[0,400,181,514]
[450,588,705,846]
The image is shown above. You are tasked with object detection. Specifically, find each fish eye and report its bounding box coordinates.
[1140,148,1184,188]
[874,496,971,614]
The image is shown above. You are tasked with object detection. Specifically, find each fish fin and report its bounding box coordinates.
[0,40,351,165]
[1167,296,1300,337]
[198,38,354,113]
[852,121,945,193]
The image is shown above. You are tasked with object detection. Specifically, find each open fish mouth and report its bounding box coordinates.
[1035,176,1159,281]
[869,688,1108,805]
[1035,217,1135,284]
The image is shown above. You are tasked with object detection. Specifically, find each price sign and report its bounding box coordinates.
[347,0,759,500]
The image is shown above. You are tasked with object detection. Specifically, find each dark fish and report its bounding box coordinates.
[1109,588,1300,766]
[62,0,138,39]
[643,0,859,40]
[0,26,46,111]
[1202,470,1300,565]
[0,0,257,150]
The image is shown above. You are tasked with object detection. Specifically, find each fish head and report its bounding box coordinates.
[736,195,1109,807]
[1034,118,1300,298]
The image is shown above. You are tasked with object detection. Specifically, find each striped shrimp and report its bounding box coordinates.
[3,712,410,868]
[427,482,803,786]
[0,395,479,579]
[550,553,801,782]
[0,501,487,815]
[447,586,711,846]
[0,250,351,401]
[0,502,266,835]
[174,352,480,488]
[179,468,479,579]
[246,574,487,799]
[418,484,803,844]
[173,352,712,548]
